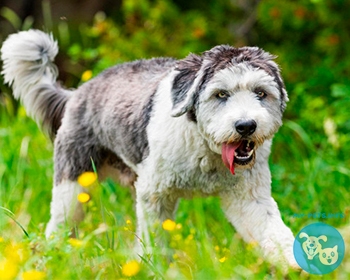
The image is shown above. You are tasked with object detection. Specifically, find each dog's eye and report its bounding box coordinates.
[216,91,229,100]
[255,90,267,99]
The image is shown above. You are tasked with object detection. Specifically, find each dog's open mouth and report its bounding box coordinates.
[221,140,255,175]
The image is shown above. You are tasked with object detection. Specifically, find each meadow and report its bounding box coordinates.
[0,99,349,279]
[1,0,350,279]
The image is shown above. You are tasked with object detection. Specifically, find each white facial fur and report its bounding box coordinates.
[196,63,283,154]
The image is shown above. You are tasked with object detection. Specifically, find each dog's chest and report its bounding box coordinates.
[139,138,242,194]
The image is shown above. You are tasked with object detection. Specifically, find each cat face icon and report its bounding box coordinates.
[299,232,327,260]
[319,246,338,266]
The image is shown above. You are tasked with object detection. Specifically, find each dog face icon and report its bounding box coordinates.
[319,246,338,266]
[299,232,327,260]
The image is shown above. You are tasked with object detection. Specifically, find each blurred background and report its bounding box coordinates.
[0,0,349,246]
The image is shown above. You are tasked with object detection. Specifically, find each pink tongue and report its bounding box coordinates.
[221,142,241,175]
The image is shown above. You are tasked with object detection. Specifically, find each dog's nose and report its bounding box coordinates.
[235,119,257,136]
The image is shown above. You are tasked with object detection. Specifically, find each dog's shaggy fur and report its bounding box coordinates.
[1,30,297,268]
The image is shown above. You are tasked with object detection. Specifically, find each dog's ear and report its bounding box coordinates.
[318,235,328,243]
[299,232,309,240]
[171,54,203,117]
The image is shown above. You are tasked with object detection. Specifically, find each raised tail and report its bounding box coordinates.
[1,29,71,139]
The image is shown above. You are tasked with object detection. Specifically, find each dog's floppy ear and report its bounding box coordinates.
[318,235,328,243]
[171,54,203,117]
[299,232,309,240]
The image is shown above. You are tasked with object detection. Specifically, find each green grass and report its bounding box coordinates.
[0,110,349,279]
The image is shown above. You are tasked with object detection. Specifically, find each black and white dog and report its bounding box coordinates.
[1,30,297,268]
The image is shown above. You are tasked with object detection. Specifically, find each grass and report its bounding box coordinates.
[0,109,349,279]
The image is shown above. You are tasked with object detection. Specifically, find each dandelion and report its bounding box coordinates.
[0,259,18,280]
[68,238,84,248]
[219,256,227,263]
[22,270,46,280]
[162,219,176,231]
[121,260,140,277]
[77,192,91,203]
[4,242,27,263]
[77,171,98,187]
[81,70,93,82]
[247,241,258,251]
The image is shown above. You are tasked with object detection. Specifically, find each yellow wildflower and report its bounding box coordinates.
[77,192,91,203]
[0,237,4,242]
[81,70,93,82]
[22,270,46,280]
[175,223,182,230]
[0,259,18,280]
[247,241,259,251]
[4,242,27,263]
[77,171,98,187]
[162,219,176,231]
[68,238,84,248]
[121,260,140,277]
[219,256,227,263]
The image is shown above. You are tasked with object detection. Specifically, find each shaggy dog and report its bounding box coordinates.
[1,30,297,268]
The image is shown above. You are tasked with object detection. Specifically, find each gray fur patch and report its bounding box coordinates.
[54,57,176,183]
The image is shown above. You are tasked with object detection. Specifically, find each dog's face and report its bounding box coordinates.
[171,45,288,174]
[304,236,319,250]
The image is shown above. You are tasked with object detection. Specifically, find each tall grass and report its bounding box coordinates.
[0,104,349,279]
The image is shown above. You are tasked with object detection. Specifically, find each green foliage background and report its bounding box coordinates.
[0,0,349,278]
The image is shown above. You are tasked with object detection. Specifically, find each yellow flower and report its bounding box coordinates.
[77,192,91,203]
[219,256,227,263]
[81,70,93,82]
[247,241,259,251]
[77,172,98,187]
[68,238,84,248]
[4,242,27,263]
[0,237,4,242]
[22,270,46,280]
[0,259,19,280]
[162,219,176,231]
[121,260,140,277]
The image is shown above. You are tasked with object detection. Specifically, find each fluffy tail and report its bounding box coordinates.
[1,29,71,139]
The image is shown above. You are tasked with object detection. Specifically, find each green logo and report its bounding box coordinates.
[293,222,345,274]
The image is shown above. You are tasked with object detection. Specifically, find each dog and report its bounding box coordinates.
[1,29,298,269]
[299,232,327,260]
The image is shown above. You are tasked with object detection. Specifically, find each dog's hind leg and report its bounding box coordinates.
[45,122,105,238]
[45,180,84,238]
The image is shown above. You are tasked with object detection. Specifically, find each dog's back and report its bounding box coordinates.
[1,30,176,181]
[1,30,175,141]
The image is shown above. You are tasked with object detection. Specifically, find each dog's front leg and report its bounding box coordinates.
[134,187,179,256]
[220,190,298,270]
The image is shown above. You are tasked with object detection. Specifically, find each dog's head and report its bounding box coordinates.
[171,45,288,174]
